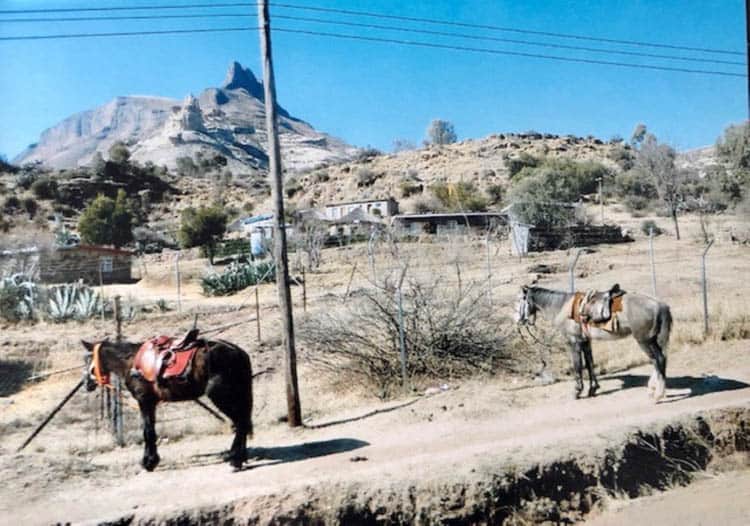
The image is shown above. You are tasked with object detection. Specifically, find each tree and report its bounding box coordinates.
[715,121,750,204]
[507,170,579,228]
[178,206,227,263]
[426,119,457,146]
[78,190,134,247]
[631,128,684,239]
[392,138,416,152]
[294,216,327,271]
[630,123,647,145]
[108,141,131,164]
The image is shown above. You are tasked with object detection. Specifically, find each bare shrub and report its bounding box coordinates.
[299,279,516,398]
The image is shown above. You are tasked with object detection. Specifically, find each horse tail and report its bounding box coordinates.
[656,303,672,356]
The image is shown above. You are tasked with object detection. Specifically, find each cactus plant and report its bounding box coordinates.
[202,261,275,296]
[0,273,38,321]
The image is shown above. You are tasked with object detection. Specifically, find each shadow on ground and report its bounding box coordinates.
[247,438,369,468]
[599,374,750,402]
[188,438,370,472]
[0,360,34,397]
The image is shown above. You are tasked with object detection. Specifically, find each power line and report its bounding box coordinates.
[271,14,746,67]
[1,0,742,57]
[273,27,745,78]
[271,2,745,57]
[4,12,740,67]
[0,27,743,78]
[0,3,254,15]
[0,26,256,41]
[0,13,254,23]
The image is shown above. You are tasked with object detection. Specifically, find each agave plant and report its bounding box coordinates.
[0,273,38,321]
[48,284,78,322]
[74,287,101,320]
[202,261,275,296]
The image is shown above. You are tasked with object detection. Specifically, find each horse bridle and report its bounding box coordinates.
[516,287,538,327]
[87,342,111,388]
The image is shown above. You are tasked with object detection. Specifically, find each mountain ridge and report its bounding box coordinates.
[14,62,357,173]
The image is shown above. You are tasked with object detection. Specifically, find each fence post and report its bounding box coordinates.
[455,259,462,297]
[98,264,105,321]
[175,253,182,313]
[112,295,124,446]
[485,232,493,306]
[396,264,409,391]
[343,262,357,302]
[701,239,714,335]
[301,266,307,313]
[255,287,261,343]
[649,227,657,297]
[569,248,585,292]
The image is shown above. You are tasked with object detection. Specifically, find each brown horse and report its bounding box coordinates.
[81,337,252,471]
[515,285,672,401]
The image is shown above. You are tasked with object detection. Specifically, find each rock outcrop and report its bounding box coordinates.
[15,62,357,173]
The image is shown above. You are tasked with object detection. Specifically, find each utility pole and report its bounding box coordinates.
[746,0,750,120]
[257,0,302,427]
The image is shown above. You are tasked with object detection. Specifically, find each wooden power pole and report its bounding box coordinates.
[257,0,302,427]
[746,0,750,120]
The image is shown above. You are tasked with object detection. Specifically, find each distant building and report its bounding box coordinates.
[324,198,399,221]
[392,212,507,236]
[39,245,135,284]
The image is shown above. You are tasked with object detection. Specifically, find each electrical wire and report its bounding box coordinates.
[270,2,744,56]
[2,12,741,67]
[0,25,743,78]
[0,0,741,56]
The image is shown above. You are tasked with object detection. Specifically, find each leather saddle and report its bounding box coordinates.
[573,284,626,324]
[132,329,201,384]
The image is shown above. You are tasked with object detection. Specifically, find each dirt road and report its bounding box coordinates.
[1,340,749,524]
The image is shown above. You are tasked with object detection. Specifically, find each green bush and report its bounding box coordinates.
[201,261,276,296]
[3,195,20,214]
[640,219,663,236]
[486,184,504,205]
[78,190,133,247]
[623,194,653,212]
[31,177,59,200]
[506,153,540,178]
[22,198,38,219]
[430,181,488,211]
[356,169,379,187]
[399,180,422,198]
[178,205,227,263]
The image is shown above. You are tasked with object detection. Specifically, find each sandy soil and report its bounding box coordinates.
[585,470,750,526]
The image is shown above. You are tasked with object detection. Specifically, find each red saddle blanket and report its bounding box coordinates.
[133,335,200,383]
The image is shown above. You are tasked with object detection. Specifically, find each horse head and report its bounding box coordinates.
[81,338,112,391]
[515,285,538,326]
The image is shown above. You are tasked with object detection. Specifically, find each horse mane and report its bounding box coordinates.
[528,286,571,311]
[108,340,141,359]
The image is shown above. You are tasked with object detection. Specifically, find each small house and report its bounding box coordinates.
[324,198,399,221]
[392,212,507,236]
[39,245,135,284]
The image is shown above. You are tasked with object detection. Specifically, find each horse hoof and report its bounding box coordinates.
[142,454,160,472]
[588,388,598,397]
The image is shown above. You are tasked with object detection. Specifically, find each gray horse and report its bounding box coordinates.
[515,285,672,401]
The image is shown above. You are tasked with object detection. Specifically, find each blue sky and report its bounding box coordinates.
[0,0,746,160]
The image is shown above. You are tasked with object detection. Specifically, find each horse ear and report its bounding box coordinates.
[81,340,94,353]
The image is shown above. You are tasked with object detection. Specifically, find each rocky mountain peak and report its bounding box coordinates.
[222,61,264,99]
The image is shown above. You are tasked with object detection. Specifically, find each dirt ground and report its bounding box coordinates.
[1,209,749,524]
[584,470,750,526]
